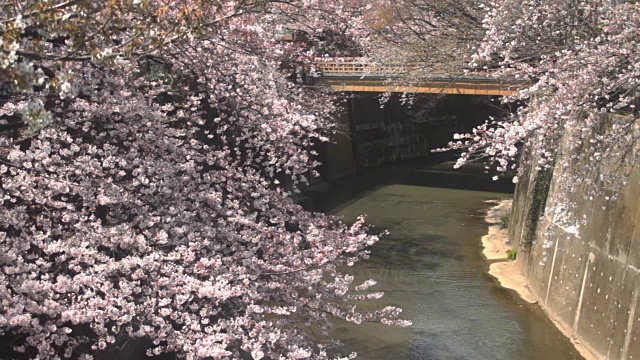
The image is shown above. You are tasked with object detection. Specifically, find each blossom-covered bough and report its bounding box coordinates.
[373,0,639,222]
[362,0,640,258]
[363,0,484,74]
[366,0,639,173]
[449,0,640,225]
[451,2,637,160]
[0,1,409,359]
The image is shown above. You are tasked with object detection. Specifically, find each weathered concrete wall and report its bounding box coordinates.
[317,94,507,178]
[317,106,357,180]
[509,121,640,359]
[346,94,501,171]
[347,94,428,169]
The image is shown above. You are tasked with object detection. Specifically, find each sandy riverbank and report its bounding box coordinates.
[482,200,599,360]
[482,199,537,303]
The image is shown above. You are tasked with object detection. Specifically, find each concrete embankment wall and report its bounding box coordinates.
[318,94,502,178]
[509,121,640,359]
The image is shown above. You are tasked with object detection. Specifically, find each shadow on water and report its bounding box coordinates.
[305,154,515,214]
[304,157,584,360]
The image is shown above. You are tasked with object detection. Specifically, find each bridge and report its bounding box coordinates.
[308,59,526,96]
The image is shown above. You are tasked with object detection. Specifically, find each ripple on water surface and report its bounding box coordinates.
[325,184,583,360]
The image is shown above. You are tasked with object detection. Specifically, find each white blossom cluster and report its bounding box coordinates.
[0,1,409,359]
[448,1,640,225]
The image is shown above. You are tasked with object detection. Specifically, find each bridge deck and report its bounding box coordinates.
[310,59,526,96]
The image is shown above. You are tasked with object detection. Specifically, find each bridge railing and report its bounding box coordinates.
[311,57,518,80]
[314,60,419,75]
[313,58,419,76]
[309,57,529,95]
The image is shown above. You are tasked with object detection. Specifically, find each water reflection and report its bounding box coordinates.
[305,159,582,360]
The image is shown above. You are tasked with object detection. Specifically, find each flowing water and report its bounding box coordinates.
[305,159,583,360]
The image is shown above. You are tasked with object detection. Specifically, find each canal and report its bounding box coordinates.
[305,158,583,360]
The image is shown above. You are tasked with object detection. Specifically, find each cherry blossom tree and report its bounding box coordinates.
[366,0,639,180]
[0,1,409,359]
[366,0,639,239]
[361,0,484,76]
[355,0,490,123]
[448,0,639,215]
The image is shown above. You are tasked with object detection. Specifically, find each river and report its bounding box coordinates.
[304,158,583,360]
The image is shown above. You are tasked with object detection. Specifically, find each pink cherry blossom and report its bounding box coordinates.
[0,1,409,358]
